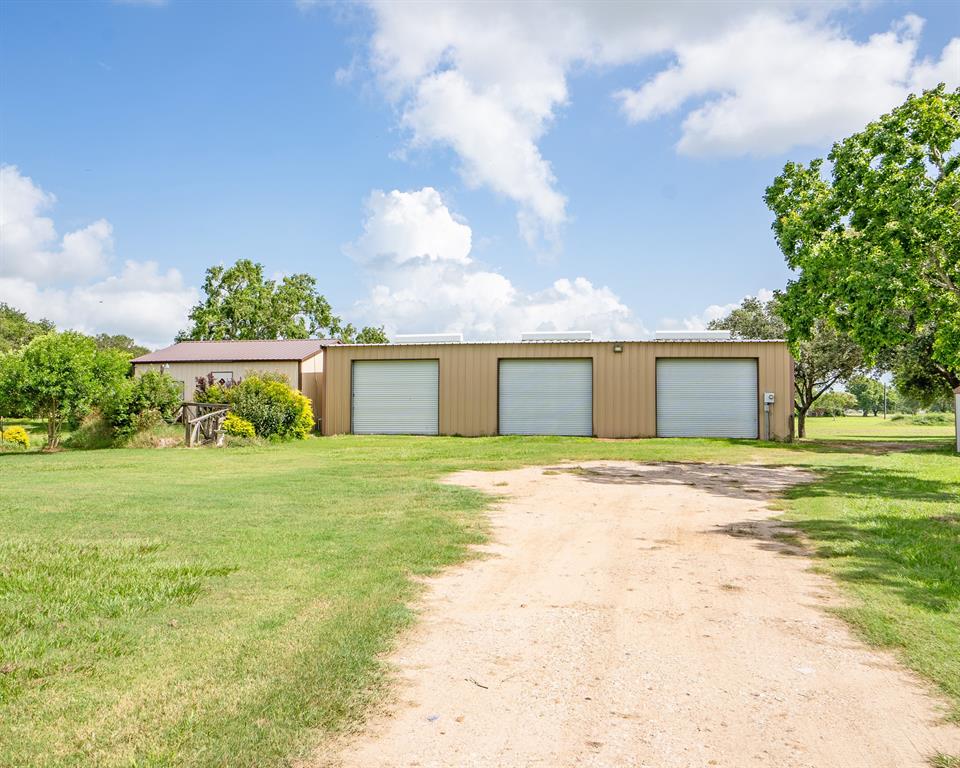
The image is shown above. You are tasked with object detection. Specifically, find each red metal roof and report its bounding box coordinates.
[132,339,337,364]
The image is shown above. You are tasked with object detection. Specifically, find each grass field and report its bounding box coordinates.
[1,427,958,766]
[805,413,956,441]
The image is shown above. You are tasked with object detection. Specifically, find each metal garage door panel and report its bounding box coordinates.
[656,359,758,438]
[352,360,439,435]
[499,359,593,436]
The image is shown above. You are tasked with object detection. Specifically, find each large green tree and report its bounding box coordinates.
[0,303,54,353]
[846,375,889,417]
[94,333,149,358]
[766,86,960,395]
[709,296,863,437]
[349,325,389,344]
[178,259,385,343]
[10,331,130,448]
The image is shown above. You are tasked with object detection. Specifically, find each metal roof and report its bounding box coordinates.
[334,338,787,348]
[132,339,338,364]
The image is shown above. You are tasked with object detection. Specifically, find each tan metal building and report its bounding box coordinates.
[322,338,794,440]
[132,339,337,424]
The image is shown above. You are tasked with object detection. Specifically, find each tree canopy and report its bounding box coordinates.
[709,295,863,437]
[350,325,389,344]
[0,303,54,354]
[94,333,149,358]
[178,259,386,344]
[9,331,131,448]
[708,296,786,339]
[766,86,960,393]
[846,375,891,417]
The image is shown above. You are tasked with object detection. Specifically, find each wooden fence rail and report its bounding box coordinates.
[181,402,231,447]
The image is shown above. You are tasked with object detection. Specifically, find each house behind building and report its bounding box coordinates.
[131,339,338,425]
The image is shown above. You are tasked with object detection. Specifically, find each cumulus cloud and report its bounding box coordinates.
[0,166,196,348]
[658,288,774,332]
[348,187,644,340]
[347,187,472,265]
[360,2,958,234]
[0,165,114,284]
[616,14,959,155]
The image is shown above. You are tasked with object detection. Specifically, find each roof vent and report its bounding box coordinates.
[393,333,464,344]
[654,330,732,341]
[520,331,592,342]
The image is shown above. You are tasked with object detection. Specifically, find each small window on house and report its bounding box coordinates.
[211,371,234,386]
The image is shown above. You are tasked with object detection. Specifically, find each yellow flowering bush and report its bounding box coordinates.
[1,425,30,448]
[222,413,255,439]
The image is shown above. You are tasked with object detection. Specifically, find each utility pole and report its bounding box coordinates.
[883,382,887,419]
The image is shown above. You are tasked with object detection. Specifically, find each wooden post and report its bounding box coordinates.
[184,403,193,447]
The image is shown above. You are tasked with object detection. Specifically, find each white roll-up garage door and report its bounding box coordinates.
[352,360,439,435]
[499,359,593,436]
[656,358,758,438]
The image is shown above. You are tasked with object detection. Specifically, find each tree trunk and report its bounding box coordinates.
[796,406,808,438]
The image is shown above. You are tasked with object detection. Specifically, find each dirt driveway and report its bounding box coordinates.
[323,462,960,768]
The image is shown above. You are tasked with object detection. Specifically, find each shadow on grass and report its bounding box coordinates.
[716,464,960,614]
[786,512,960,612]
[564,461,954,503]
[559,462,810,502]
[789,438,954,455]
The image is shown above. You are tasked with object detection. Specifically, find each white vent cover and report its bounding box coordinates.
[654,330,732,341]
[393,333,463,344]
[520,331,592,342]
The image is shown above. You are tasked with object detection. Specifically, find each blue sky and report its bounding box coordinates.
[1,1,957,346]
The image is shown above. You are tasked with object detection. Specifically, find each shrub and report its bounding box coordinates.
[222,413,255,439]
[102,372,182,439]
[1,425,29,448]
[64,410,115,450]
[134,371,182,419]
[229,375,313,440]
[904,412,953,426]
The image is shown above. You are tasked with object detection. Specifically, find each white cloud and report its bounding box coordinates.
[347,187,472,265]
[617,14,959,155]
[658,288,774,331]
[348,187,644,339]
[0,166,196,348]
[0,165,113,284]
[359,2,959,234]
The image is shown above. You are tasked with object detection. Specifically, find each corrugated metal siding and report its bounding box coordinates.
[351,360,439,435]
[499,359,593,436]
[323,341,793,440]
[656,359,758,438]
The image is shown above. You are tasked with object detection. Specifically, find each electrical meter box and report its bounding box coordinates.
[763,392,776,404]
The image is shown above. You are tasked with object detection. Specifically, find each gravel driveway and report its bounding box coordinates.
[321,461,960,768]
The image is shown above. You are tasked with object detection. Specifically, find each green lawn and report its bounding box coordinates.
[1,434,958,766]
[805,413,956,442]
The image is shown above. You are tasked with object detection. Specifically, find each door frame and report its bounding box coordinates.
[654,356,760,439]
[350,358,441,435]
